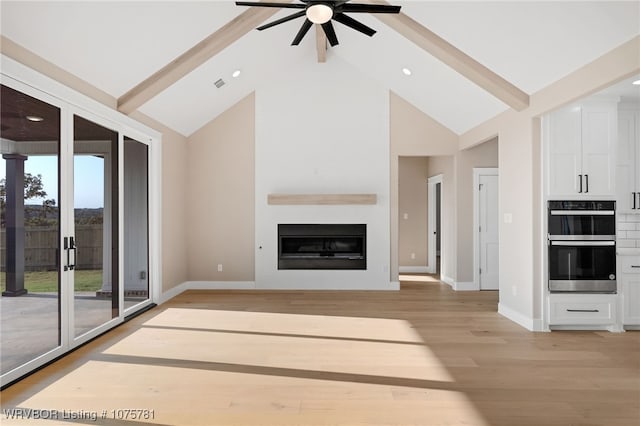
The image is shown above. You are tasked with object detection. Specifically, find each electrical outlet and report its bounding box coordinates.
[217,264,223,272]
[403,213,409,220]
[512,285,517,296]
[411,252,416,259]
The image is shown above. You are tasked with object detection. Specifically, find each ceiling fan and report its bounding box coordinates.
[235,1,401,46]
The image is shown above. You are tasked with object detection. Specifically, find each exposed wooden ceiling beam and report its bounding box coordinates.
[117,4,291,114]
[372,4,530,111]
[316,25,327,63]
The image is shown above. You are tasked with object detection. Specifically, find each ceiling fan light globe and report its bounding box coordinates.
[306,4,333,24]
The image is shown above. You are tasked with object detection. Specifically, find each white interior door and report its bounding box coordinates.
[479,174,499,290]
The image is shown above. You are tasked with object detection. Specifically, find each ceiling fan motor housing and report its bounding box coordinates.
[235,0,401,47]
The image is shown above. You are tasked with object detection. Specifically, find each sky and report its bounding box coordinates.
[1,155,104,209]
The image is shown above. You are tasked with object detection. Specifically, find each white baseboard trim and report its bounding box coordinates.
[255,282,398,290]
[399,266,430,273]
[453,281,479,291]
[439,276,479,291]
[159,280,400,304]
[498,303,536,331]
[159,281,255,304]
[158,282,188,305]
[532,319,547,332]
[186,281,256,290]
[441,275,455,288]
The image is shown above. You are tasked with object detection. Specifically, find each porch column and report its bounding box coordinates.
[3,154,27,297]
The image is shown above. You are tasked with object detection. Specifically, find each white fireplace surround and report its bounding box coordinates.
[253,58,393,290]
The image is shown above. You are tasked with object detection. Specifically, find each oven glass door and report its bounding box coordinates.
[548,241,616,292]
[548,213,615,238]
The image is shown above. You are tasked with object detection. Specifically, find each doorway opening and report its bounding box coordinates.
[427,174,443,277]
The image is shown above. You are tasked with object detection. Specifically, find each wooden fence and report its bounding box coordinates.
[0,225,103,271]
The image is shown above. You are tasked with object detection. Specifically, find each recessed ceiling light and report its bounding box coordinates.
[402,67,412,76]
[26,115,44,122]
[232,69,241,78]
[632,79,640,85]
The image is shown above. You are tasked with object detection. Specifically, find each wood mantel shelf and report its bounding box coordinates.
[267,193,377,205]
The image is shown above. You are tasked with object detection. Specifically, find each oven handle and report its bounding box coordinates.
[549,210,615,215]
[548,235,616,241]
[550,241,615,246]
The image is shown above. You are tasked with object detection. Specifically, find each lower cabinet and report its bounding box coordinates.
[620,256,640,326]
[548,294,617,326]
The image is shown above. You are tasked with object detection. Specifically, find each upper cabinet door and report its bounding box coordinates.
[546,104,582,196]
[616,110,639,212]
[580,101,617,196]
[545,99,618,198]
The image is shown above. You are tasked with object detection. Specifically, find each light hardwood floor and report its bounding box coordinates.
[1,280,639,425]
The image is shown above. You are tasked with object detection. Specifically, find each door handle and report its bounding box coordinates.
[578,174,582,193]
[585,174,589,193]
[68,236,76,271]
[634,192,637,210]
[64,237,69,271]
[567,309,599,313]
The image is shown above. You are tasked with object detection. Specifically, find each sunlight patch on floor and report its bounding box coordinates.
[3,360,489,426]
[142,308,424,343]
[105,309,456,382]
[399,274,441,283]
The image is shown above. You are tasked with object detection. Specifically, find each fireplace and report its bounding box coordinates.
[278,224,366,270]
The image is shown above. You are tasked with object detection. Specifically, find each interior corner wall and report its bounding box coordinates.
[398,157,429,269]
[186,93,255,282]
[455,138,499,283]
[426,155,456,284]
[130,112,190,292]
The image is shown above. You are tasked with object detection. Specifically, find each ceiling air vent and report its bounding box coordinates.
[214,78,225,89]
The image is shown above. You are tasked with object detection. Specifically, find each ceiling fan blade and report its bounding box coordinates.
[340,3,401,14]
[235,1,305,9]
[292,19,313,45]
[321,21,339,47]
[333,13,376,37]
[257,10,306,30]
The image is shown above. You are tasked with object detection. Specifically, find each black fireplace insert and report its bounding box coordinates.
[278,224,366,270]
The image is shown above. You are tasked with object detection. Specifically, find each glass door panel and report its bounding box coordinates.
[1,84,61,375]
[72,115,118,337]
[123,137,149,310]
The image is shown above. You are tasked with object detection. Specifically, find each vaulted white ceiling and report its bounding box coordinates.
[1,1,638,136]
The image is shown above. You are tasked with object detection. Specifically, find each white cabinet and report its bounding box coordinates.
[620,255,640,326]
[548,294,617,327]
[616,109,640,213]
[545,99,618,198]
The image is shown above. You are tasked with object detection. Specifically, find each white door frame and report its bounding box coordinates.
[427,174,443,274]
[473,168,499,290]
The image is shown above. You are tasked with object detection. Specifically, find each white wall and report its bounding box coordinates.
[255,58,391,290]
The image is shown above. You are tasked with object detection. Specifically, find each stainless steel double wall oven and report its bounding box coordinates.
[548,201,616,293]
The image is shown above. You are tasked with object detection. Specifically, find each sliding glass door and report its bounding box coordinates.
[72,115,119,338]
[0,73,156,386]
[123,137,149,311]
[0,84,61,376]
